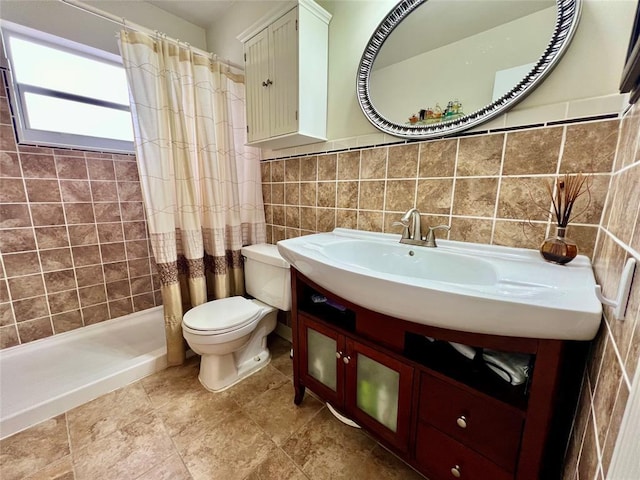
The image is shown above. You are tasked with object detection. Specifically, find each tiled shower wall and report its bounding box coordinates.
[0,72,161,349]
[563,103,640,480]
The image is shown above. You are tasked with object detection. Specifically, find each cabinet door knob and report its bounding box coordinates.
[336,351,342,359]
[450,465,462,478]
[262,79,273,87]
[456,415,467,429]
[343,356,351,364]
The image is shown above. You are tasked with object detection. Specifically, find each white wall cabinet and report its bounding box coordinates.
[239,0,331,150]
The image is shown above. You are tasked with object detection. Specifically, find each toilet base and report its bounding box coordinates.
[187,302,278,392]
[198,347,271,392]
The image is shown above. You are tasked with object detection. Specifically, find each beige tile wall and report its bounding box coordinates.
[261,112,639,479]
[261,118,619,258]
[0,74,161,349]
[563,103,640,480]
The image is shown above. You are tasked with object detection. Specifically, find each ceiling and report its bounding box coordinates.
[146,0,237,29]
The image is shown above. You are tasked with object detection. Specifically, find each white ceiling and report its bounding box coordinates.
[146,0,237,29]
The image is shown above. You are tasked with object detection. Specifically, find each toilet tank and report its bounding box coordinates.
[241,244,291,311]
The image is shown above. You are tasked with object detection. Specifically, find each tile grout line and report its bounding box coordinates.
[446,139,460,240]
[53,152,84,332]
[602,315,633,390]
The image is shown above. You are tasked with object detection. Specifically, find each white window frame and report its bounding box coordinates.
[0,21,134,153]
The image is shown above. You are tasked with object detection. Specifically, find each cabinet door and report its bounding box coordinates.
[345,339,414,453]
[299,314,344,407]
[269,7,298,138]
[244,28,271,142]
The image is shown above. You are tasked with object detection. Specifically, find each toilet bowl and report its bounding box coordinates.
[182,244,290,392]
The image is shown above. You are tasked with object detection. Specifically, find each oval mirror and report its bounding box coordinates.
[357,0,581,139]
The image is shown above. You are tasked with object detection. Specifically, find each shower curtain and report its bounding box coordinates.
[118,31,266,366]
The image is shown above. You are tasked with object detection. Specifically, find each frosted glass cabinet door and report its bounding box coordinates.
[307,328,337,391]
[356,353,400,432]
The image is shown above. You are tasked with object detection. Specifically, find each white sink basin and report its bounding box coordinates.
[277,228,602,340]
[324,240,498,286]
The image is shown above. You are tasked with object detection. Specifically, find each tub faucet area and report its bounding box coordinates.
[394,208,450,247]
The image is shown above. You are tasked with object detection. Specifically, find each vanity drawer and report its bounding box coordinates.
[419,373,524,470]
[415,422,513,480]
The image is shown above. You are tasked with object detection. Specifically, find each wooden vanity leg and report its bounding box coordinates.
[294,383,306,405]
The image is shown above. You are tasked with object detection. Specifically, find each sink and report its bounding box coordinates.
[324,240,498,286]
[277,228,602,341]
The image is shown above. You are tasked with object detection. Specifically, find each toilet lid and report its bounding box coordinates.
[183,297,262,333]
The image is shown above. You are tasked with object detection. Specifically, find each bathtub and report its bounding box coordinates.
[0,306,167,439]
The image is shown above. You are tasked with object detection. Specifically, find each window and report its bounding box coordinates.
[1,22,134,152]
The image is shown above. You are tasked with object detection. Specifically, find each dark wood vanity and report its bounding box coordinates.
[290,269,588,480]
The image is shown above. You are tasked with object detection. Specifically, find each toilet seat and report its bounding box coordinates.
[183,297,263,335]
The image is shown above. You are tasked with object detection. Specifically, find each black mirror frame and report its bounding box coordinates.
[620,1,640,104]
[356,0,582,139]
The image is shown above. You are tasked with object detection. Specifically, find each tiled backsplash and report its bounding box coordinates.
[261,118,620,258]
[0,76,161,349]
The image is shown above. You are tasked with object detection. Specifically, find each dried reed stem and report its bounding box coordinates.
[548,173,591,227]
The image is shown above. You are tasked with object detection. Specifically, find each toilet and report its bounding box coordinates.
[182,243,291,392]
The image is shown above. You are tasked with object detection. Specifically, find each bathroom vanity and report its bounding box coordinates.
[290,269,589,480]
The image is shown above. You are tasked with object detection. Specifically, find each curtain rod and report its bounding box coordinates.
[59,0,243,70]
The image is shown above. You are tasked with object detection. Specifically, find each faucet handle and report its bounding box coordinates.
[392,221,411,239]
[425,224,450,247]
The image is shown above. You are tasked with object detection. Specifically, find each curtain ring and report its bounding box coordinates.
[121,17,128,36]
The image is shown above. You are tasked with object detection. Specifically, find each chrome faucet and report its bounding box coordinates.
[393,208,450,247]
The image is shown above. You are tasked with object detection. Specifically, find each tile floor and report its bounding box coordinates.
[0,335,425,480]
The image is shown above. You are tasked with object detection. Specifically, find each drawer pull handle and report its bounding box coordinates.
[336,351,342,359]
[451,465,462,478]
[343,356,351,364]
[456,415,467,429]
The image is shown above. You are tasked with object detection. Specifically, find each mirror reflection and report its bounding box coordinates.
[369,0,556,126]
[357,0,581,139]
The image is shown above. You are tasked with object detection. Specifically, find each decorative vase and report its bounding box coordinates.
[540,226,578,265]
